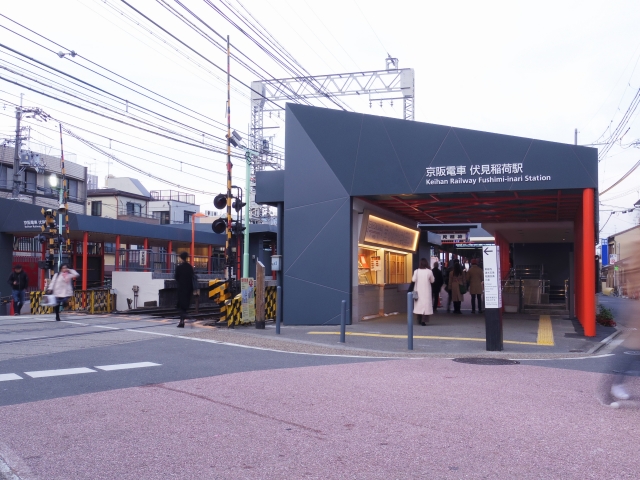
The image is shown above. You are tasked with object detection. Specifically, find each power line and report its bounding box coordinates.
[118,0,284,111]
[0,12,243,135]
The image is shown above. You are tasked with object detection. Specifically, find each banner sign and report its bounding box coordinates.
[241,277,256,323]
[359,211,419,252]
[483,246,502,309]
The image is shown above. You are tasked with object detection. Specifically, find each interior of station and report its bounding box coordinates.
[352,188,596,336]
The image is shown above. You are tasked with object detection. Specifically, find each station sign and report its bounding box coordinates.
[609,254,618,265]
[440,232,469,244]
[483,246,502,309]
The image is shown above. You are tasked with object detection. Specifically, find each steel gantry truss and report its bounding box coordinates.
[248,62,415,223]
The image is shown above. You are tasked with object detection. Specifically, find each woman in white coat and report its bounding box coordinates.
[412,258,435,326]
[47,264,79,321]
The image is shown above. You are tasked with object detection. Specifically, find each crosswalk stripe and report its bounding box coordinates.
[25,367,96,378]
[0,373,22,382]
[94,362,161,371]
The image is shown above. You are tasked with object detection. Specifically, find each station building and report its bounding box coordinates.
[256,104,598,336]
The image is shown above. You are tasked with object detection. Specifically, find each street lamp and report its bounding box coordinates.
[191,212,206,267]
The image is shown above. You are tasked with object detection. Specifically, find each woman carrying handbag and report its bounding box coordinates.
[46,264,79,321]
[412,258,435,325]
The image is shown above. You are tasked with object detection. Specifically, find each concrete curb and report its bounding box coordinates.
[586,328,623,355]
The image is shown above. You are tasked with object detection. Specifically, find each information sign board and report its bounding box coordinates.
[483,246,502,309]
[241,277,256,323]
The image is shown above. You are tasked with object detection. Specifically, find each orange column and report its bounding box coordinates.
[167,241,173,273]
[574,206,583,325]
[115,235,120,272]
[82,231,88,290]
[581,188,596,336]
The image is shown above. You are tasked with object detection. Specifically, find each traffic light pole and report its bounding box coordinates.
[243,151,251,278]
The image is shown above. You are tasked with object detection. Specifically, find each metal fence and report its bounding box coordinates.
[115,249,225,275]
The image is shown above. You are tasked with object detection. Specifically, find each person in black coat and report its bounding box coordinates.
[8,265,29,315]
[174,251,194,328]
[431,262,444,313]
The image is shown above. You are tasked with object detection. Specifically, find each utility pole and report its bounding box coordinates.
[226,35,234,289]
[574,128,578,146]
[11,106,22,198]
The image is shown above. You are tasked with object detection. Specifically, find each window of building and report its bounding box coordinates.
[126,202,142,216]
[24,171,37,193]
[184,210,195,223]
[68,179,79,201]
[153,211,170,224]
[385,251,407,284]
[104,242,116,253]
[0,165,7,188]
[91,200,102,216]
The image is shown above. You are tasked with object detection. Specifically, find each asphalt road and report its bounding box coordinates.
[0,314,380,407]
[0,301,638,479]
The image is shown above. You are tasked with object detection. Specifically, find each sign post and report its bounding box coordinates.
[483,245,503,351]
[241,277,256,324]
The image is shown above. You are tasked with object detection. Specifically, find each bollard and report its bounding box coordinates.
[407,292,414,351]
[340,300,346,343]
[276,286,282,335]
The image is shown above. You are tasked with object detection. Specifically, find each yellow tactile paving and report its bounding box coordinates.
[536,315,555,346]
[307,331,544,346]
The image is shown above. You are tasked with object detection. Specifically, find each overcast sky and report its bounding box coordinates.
[1,0,640,237]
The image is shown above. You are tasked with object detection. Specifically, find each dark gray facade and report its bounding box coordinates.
[257,104,598,325]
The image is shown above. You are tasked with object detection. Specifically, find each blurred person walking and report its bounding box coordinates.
[432,261,444,313]
[47,264,79,321]
[175,251,194,328]
[468,259,484,314]
[8,264,28,315]
[412,258,435,325]
[449,261,467,314]
[602,249,640,407]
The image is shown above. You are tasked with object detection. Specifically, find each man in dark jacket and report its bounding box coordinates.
[174,251,194,328]
[8,265,28,315]
[432,262,444,313]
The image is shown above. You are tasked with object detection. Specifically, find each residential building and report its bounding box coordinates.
[603,224,640,295]
[148,190,201,225]
[0,144,87,214]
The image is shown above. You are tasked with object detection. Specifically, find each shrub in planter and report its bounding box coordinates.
[596,305,616,327]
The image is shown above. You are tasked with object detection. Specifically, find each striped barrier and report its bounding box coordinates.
[30,289,114,314]
[265,286,277,320]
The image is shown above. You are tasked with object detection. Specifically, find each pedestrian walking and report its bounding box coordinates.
[175,251,194,328]
[8,265,29,315]
[432,261,444,313]
[601,249,640,407]
[468,259,484,314]
[449,261,467,314]
[46,264,79,321]
[412,258,435,325]
[443,261,453,313]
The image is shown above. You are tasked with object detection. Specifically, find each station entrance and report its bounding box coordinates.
[354,188,596,336]
[255,103,599,337]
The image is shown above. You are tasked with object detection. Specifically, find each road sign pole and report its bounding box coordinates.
[483,245,503,351]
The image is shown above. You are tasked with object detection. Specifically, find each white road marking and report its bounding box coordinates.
[95,362,161,371]
[93,325,120,330]
[0,374,22,382]
[25,367,96,378]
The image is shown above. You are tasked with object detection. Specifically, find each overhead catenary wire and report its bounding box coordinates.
[61,125,221,195]
[117,0,284,111]
[599,158,640,196]
[0,12,248,136]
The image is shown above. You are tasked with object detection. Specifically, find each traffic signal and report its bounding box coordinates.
[212,217,227,234]
[232,199,246,212]
[41,208,56,229]
[213,194,227,210]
